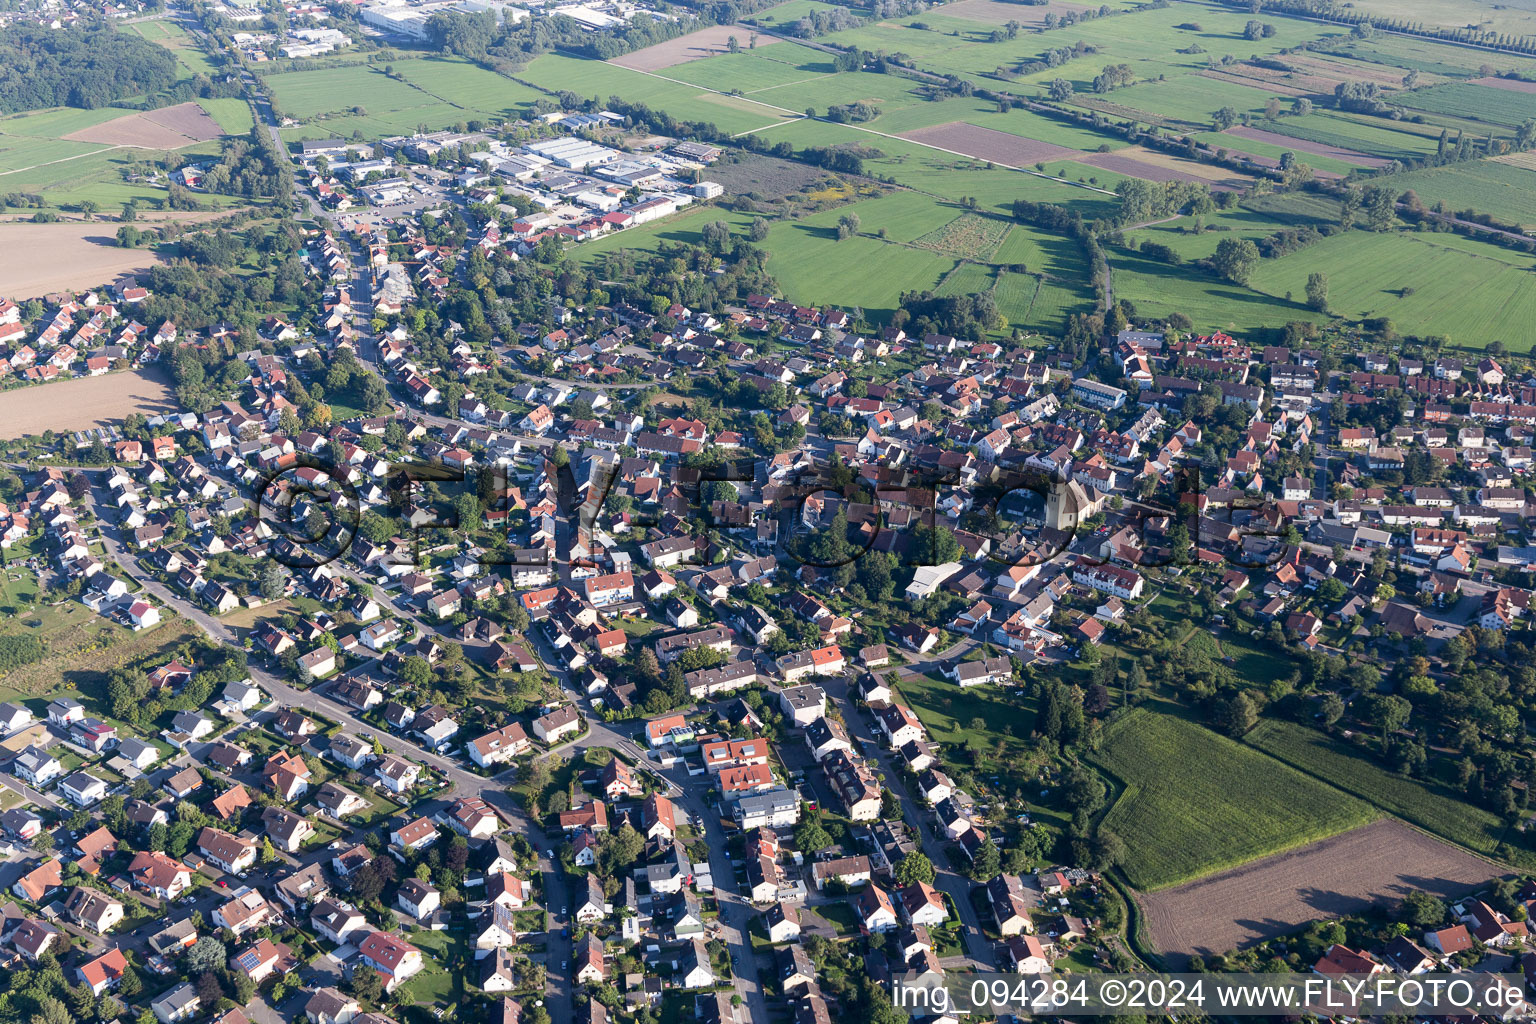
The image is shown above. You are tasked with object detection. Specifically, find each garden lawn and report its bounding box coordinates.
[895,671,1034,753]
[1246,719,1523,863]
[1093,709,1375,891]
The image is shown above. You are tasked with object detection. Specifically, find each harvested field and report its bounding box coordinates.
[610,24,785,71]
[1473,75,1536,94]
[1078,145,1251,188]
[898,122,1079,166]
[1497,150,1536,170]
[941,0,1087,26]
[1197,70,1311,98]
[1224,125,1388,167]
[0,367,176,439]
[1286,52,1419,88]
[1141,820,1500,966]
[0,221,163,298]
[62,102,222,148]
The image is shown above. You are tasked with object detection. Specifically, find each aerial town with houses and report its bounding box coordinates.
[5,0,1536,1021]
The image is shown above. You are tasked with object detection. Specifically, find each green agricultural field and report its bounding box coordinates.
[197,97,255,135]
[1107,244,1319,334]
[1400,82,1536,129]
[519,53,790,134]
[1094,710,1376,891]
[748,70,930,118]
[1326,29,1536,77]
[663,48,835,93]
[1246,720,1523,863]
[1191,130,1363,176]
[934,260,997,297]
[1024,277,1096,331]
[1258,112,1443,161]
[1388,158,1536,228]
[265,64,435,120]
[0,134,111,173]
[993,268,1039,321]
[764,204,958,317]
[1089,75,1279,128]
[392,56,548,118]
[1245,229,1536,349]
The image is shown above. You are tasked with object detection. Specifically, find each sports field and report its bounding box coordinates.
[1093,710,1375,891]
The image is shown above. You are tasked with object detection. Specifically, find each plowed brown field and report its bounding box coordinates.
[1141,819,1500,966]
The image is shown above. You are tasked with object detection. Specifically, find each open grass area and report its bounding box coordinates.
[0,597,200,713]
[1093,710,1376,891]
[127,19,222,80]
[519,53,792,134]
[1245,719,1526,865]
[1090,75,1279,128]
[1246,229,1536,349]
[1388,158,1536,229]
[896,670,1034,754]
[1401,81,1536,128]
[1257,112,1444,161]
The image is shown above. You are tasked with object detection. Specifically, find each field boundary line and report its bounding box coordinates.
[592,51,1118,196]
[0,144,124,177]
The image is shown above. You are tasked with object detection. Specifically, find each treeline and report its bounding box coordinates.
[1213,0,1536,55]
[0,21,178,112]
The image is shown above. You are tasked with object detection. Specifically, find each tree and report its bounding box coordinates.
[1367,694,1412,750]
[968,839,1001,881]
[1292,96,1313,116]
[400,655,431,689]
[1216,691,1258,736]
[1212,105,1240,130]
[1402,890,1447,927]
[748,217,769,242]
[794,819,833,854]
[350,966,385,1005]
[1362,186,1396,231]
[1305,272,1329,312]
[1048,78,1074,101]
[1210,237,1259,284]
[259,561,286,600]
[836,213,860,240]
[893,850,936,886]
[1319,693,1345,728]
[185,935,226,975]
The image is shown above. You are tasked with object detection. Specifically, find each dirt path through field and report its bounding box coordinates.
[0,367,176,439]
[1140,819,1500,966]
